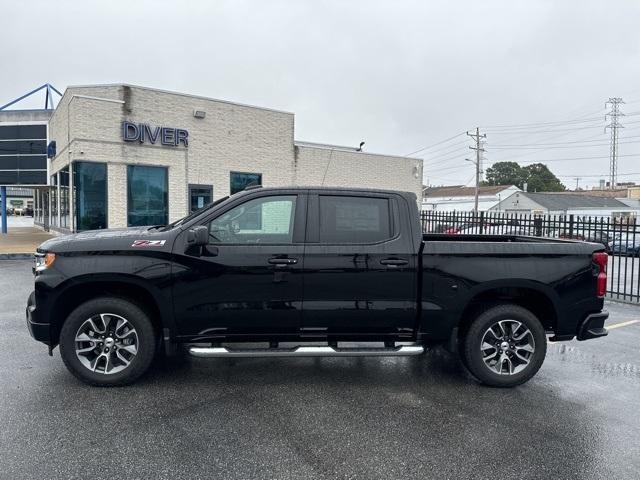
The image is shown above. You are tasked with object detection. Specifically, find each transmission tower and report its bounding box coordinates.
[605,97,624,189]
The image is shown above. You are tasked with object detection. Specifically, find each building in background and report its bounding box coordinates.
[0,187,34,213]
[40,84,423,233]
[422,184,519,211]
[0,107,52,230]
[490,191,640,220]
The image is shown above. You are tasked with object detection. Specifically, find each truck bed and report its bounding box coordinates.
[419,232,604,342]
[422,233,603,255]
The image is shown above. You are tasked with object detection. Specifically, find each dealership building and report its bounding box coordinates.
[0,84,423,233]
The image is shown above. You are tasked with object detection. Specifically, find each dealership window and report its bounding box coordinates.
[209,195,296,244]
[127,165,168,226]
[189,184,213,213]
[60,167,70,229]
[74,162,107,231]
[230,172,262,195]
[50,174,58,228]
[318,196,391,244]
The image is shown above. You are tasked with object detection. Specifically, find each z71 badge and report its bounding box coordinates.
[132,240,166,247]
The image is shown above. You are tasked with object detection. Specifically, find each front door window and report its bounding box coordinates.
[208,195,296,244]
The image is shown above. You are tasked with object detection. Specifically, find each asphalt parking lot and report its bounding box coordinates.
[1,259,639,480]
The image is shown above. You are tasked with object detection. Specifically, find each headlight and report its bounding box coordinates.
[34,252,56,272]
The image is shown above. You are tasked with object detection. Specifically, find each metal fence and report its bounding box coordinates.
[421,210,640,303]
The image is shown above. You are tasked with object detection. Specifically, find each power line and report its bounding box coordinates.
[422,143,469,159]
[423,150,471,167]
[405,132,466,156]
[426,163,470,173]
[488,134,627,147]
[483,124,605,135]
[487,127,608,163]
[481,114,604,130]
[556,171,640,178]
[488,138,640,150]
[504,152,640,164]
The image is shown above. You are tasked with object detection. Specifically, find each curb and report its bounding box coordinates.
[0,253,33,260]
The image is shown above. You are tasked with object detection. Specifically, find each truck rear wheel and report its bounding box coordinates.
[462,304,547,387]
[59,297,156,387]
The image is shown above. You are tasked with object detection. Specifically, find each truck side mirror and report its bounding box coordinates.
[186,225,209,247]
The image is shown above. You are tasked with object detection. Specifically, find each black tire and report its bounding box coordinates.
[59,297,157,387]
[461,304,547,387]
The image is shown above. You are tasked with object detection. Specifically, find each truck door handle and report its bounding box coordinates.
[268,257,298,265]
[380,258,409,267]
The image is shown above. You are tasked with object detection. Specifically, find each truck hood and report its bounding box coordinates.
[37,226,175,253]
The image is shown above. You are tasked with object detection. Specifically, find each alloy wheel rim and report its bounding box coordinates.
[480,319,535,375]
[74,313,139,375]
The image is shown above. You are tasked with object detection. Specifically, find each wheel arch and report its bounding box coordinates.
[49,274,172,346]
[456,281,560,342]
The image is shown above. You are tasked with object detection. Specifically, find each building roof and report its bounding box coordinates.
[295,140,360,153]
[563,188,628,198]
[295,140,421,160]
[423,184,516,198]
[64,83,294,116]
[520,192,629,210]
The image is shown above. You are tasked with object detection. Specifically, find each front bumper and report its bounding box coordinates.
[26,291,51,344]
[576,311,609,341]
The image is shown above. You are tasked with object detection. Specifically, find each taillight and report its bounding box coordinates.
[592,252,608,298]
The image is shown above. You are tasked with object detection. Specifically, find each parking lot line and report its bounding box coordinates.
[606,319,640,330]
[547,319,639,344]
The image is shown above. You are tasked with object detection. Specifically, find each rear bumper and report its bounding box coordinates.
[576,311,609,341]
[26,291,51,344]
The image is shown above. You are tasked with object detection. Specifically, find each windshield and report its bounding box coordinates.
[160,196,230,231]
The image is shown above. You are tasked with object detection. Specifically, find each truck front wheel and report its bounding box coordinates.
[59,297,157,387]
[462,304,547,387]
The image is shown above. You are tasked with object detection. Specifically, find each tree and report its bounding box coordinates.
[484,161,565,192]
[484,162,525,187]
[522,163,565,192]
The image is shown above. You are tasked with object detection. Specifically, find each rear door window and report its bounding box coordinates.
[318,195,392,244]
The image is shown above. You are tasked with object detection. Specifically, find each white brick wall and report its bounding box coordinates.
[47,84,423,230]
[293,145,423,201]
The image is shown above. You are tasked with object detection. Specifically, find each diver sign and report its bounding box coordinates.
[122,121,188,147]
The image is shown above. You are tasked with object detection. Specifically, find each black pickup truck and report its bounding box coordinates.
[26,186,609,387]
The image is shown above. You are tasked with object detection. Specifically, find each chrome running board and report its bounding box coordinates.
[189,345,424,358]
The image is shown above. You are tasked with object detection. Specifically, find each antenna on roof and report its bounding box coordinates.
[356,141,365,152]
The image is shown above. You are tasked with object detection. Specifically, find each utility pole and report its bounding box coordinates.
[574,177,581,190]
[605,97,624,189]
[466,127,486,212]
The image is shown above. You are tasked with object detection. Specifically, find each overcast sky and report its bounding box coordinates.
[2,0,640,189]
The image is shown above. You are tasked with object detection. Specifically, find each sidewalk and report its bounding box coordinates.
[0,217,56,259]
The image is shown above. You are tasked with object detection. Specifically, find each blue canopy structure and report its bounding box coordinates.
[0,83,63,111]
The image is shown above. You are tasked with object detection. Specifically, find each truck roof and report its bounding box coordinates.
[238,185,416,197]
